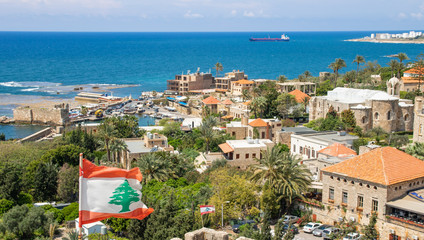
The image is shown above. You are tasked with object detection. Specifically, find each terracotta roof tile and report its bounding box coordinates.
[249,118,268,127]
[318,143,357,158]
[404,67,424,75]
[322,147,424,186]
[234,79,254,85]
[202,96,220,105]
[288,89,311,103]
[219,143,234,153]
[221,99,234,105]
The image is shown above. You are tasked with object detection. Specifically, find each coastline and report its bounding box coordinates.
[345,38,424,44]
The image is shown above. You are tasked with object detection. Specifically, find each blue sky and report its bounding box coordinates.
[0,0,424,31]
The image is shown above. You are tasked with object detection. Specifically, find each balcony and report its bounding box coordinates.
[298,198,324,209]
[387,215,424,228]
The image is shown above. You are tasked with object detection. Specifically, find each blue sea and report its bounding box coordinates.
[1,31,424,138]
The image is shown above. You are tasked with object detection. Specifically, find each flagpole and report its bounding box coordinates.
[201,213,204,227]
[78,153,83,240]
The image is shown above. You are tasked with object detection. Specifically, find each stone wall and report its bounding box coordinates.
[226,126,247,140]
[414,96,424,142]
[13,104,69,126]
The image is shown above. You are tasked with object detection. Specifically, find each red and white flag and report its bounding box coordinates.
[199,205,215,215]
[79,159,154,226]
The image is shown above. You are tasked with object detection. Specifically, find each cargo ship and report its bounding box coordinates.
[249,34,290,42]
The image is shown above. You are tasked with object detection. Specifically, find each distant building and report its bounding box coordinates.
[308,147,424,240]
[229,101,251,119]
[226,117,282,141]
[288,89,311,103]
[215,71,248,92]
[290,130,358,160]
[277,81,316,95]
[167,71,214,94]
[75,218,106,236]
[202,96,220,114]
[231,79,254,96]
[309,87,414,132]
[398,67,424,92]
[218,139,274,169]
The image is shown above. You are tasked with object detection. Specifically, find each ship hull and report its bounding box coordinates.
[249,38,289,42]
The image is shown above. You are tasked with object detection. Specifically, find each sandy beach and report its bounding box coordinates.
[346,38,424,44]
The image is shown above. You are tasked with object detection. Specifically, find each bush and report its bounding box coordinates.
[61,202,79,222]
[41,205,65,224]
[0,199,14,216]
[17,192,33,205]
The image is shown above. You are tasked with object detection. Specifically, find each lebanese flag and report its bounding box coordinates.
[200,205,215,215]
[79,159,154,225]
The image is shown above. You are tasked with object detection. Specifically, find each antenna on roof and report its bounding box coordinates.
[197,67,200,73]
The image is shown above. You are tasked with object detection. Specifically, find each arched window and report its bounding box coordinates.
[387,110,391,120]
[362,116,367,124]
[404,114,409,121]
[374,112,379,120]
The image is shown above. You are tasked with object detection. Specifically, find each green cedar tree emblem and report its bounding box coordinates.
[108,179,140,213]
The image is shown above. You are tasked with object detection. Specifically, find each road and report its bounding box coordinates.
[294,231,323,240]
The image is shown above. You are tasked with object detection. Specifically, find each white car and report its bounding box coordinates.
[302,222,322,233]
[343,233,362,240]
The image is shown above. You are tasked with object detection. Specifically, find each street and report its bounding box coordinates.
[294,231,324,240]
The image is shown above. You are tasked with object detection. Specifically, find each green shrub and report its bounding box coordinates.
[61,202,79,222]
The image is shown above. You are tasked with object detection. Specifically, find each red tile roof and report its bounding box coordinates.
[404,67,424,75]
[318,143,357,158]
[202,96,220,105]
[288,89,310,103]
[219,143,234,153]
[249,118,268,127]
[234,79,254,85]
[322,147,424,186]
[221,99,234,105]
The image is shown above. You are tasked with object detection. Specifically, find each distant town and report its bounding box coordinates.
[347,30,424,44]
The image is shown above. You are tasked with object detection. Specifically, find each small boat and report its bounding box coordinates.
[249,34,290,42]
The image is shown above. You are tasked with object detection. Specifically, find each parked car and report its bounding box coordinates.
[343,232,362,240]
[312,224,332,237]
[280,215,299,224]
[282,224,299,234]
[231,219,257,233]
[302,222,322,233]
[322,227,341,240]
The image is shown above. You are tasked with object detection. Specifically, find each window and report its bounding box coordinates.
[261,132,265,139]
[404,114,409,121]
[362,116,367,124]
[329,187,334,200]
[372,199,378,212]
[387,110,391,120]
[252,153,256,159]
[312,150,315,158]
[374,112,379,120]
[300,146,303,154]
[232,132,236,136]
[342,191,348,204]
[357,195,364,208]
[293,145,296,152]
[236,154,240,159]
[246,153,249,159]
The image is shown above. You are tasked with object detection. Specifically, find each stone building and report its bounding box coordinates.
[305,147,424,240]
[167,71,214,94]
[218,139,274,169]
[400,67,424,92]
[202,96,220,115]
[13,104,70,126]
[277,81,316,95]
[413,96,424,143]
[309,87,414,132]
[215,71,248,92]
[231,79,254,96]
[229,101,251,119]
[226,117,282,141]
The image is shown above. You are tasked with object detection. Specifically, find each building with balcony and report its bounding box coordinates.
[226,117,282,141]
[309,87,414,132]
[307,147,424,240]
[218,139,274,169]
[167,71,214,94]
[231,79,254,96]
[277,81,316,95]
[202,96,220,115]
[215,71,248,92]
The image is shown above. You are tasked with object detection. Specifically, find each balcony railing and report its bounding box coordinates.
[387,215,424,228]
[298,198,324,209]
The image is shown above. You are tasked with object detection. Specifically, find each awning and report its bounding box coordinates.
[387,194,424,215]
[310,182,323,190]
[221,115,233,119]
[219,143,234,153]
[167,97,175,101]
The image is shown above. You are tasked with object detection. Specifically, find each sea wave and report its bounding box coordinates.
[0,81,62,88]
[21,88,40,92]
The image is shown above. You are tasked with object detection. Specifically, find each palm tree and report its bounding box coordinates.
[396,53,409,78]
[97,122,117,163]
[328,58,347,88]
[387,59,399,77]
[63,230,83,240]
[298,74,306,82]
[137,154,171,183]
[303,71,312,81]
[214,62,223,77]
[200,116,218,153]
[301,97,310,113]
[110,139,128,165]
[353,55,365,82]
[278,75,288,83]
[251,96,267,118]
[250,146,311,206]
[242,89,251,101]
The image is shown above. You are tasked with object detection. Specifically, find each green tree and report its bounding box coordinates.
[0,199,14,216]
[303,70,312,80]
[396,52,409,78]
[406,142,424,160]
[214,62,223,77]
[361,213,379,240]
[386,134,409,148]
[329,58,347,87]
[370,127,387,144]
[136,154,172,183]
[40,144,86,166]
[277,75,288,83]
[57,164,79,203]
[199,116,218,153]
[109,179,140,213]
[341,109,356,131]
[97,121,117,163]
[251,96,267,118]
[353,55,365,82]
[387,59,400,77]
[0,133,5,141]
[34,162,58,202]
[0,165,23,203]
[276,93,296,119]
[1,205,49,239]
[110,139,128,164]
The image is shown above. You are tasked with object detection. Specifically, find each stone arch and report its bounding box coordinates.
[362,116,367,124]
[404,114,410,121]
[374,112,379,120]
